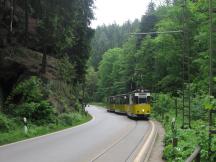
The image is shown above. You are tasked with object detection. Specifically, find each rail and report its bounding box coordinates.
[185,146,201,162]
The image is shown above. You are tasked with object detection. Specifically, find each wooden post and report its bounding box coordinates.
[173,137,178,147]
[175,97,178,118]
[171,118,177,147]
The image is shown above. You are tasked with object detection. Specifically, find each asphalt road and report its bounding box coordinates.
[0,106,151,162]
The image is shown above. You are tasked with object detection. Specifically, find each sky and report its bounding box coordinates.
[91,0,159,28]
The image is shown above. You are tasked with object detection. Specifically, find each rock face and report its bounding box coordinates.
[0,47,58,106]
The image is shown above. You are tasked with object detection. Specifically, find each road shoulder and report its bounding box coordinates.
[148,121,165,162]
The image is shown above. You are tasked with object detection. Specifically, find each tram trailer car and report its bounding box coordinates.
[113,94,128,114]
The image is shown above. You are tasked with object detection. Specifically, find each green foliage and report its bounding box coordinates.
[152,93,216,162]
[5,77,55,124]
[34,101,55,124]
[85,66,98,102]
[153,94,174,119]
[0,113,91,145]
[203,95,216,110]
[93,0,216,99]
[57,56,76,84]
[97,48,125,100]
[0,113,15,132]
[89,20,140,69]
[12,76,43,102]
[163,119,213,162]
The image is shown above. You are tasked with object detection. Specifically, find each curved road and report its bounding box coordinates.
[0,106,151,162]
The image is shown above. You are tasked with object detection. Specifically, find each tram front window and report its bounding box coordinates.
[139,97,147,104]
[132,96,139,104]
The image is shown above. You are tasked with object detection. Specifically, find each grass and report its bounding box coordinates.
[0,113,92,146]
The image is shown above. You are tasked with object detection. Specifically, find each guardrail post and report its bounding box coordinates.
[185,146,201,162]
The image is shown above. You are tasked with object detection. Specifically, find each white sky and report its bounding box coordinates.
[91,0,161,28]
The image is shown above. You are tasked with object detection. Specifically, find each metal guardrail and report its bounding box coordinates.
[185,146,201,162]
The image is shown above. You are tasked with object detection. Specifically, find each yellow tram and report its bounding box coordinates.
[107,89,151,119]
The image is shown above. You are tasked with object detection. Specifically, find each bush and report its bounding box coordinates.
[0,113,15,132]
[11,76,43,102]
[4,76,55,125]
[59,114,73,126]
[33,100,56,124]
[5,76,43,115]
[153,93,174,119]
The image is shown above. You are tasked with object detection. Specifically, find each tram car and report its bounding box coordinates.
[107,89,151,119]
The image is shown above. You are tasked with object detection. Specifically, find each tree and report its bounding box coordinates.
[137,1,158,47]
[97,48,124,100]
[89,20,140,69]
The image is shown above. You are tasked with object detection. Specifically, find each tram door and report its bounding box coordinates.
[128,94,133,114]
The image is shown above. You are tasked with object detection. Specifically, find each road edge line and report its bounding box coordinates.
[0,109,95,148]
[133,120,158,162]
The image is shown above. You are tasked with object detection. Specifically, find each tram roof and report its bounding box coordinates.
[109,89,150,98]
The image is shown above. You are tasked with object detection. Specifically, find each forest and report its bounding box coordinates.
[88,0,216,162]
[0,0,94,144]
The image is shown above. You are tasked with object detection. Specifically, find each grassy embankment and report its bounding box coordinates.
[0,113,92,146]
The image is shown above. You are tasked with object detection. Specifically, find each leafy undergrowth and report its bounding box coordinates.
[0,75,92,146]
[152,93,216,162]
[163,120,213,162]
[153,112,216,162]
[0,112,92,146]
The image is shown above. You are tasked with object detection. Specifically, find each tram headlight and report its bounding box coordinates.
[142,109,145,112]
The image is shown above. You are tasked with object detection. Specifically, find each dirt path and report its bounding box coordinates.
[148,121,165,162]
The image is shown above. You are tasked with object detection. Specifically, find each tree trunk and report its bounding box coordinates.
[41,48,47,74]
[25,0,28,44]
[9,0,14,40]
